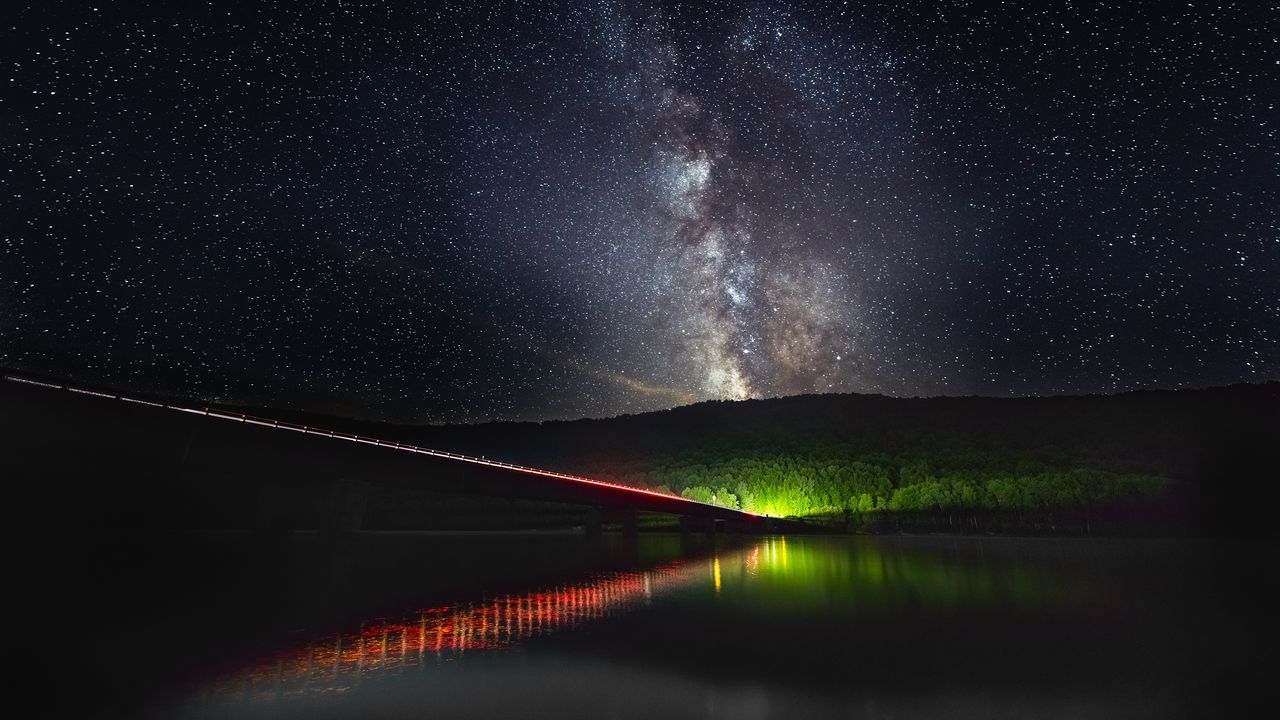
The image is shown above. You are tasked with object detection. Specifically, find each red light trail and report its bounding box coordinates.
[4,374,760,518]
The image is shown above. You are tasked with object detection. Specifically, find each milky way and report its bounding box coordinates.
[1,2,1276,421]
[633,16,860,401]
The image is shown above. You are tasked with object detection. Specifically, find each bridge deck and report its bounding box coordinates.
[3,374,762,523]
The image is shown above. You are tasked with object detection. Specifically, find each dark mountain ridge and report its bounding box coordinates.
[4,369,1275,533]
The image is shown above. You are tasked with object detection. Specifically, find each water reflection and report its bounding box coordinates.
[200,558,710,703]
[719,536,1101,612]
[165,535,1260,718]
[195,535,1103,712]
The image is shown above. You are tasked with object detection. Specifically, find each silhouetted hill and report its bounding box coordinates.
[388,384,1277,532]
[3,370,1276,534]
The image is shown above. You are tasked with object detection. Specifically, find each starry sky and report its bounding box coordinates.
[2,1,1276,422]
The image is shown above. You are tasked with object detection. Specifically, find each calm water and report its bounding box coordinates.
[29,532,1266,718]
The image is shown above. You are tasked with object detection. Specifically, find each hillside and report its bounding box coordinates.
[4,371,1276,533]
[388,384,1278,530]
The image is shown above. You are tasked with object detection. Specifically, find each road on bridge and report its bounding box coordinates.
[2,374,766,531]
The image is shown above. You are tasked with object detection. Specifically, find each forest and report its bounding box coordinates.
[393,383,1275,533]
[4,369,1274,534]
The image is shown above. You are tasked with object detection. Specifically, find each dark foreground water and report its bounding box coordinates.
[27,532,1268,718]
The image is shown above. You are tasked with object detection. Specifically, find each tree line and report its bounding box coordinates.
[581,448,1168,521]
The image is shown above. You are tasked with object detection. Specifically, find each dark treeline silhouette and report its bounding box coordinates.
[3,371,1276,534]
[376,385,1275,535]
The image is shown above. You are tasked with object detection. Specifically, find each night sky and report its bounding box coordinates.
[2,1,1276,422]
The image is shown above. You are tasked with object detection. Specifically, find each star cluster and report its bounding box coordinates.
[1,2,1275,421]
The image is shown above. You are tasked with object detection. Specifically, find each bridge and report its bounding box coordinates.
[1,374,766,534]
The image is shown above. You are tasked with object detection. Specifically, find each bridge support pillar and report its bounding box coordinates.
[320,478,368,539]
[620,508,639,538]
[584,506,602,536]
[679,515,717,535]
[252,482,288,537]
[726,517,770,534]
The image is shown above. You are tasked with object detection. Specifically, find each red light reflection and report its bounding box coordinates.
[202,557,714,701]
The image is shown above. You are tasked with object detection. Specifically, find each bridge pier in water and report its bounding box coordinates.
[584,507,602,536]
[252,478,368,538]
[678,515,721,535]
[320,478,368,539]
[620,508,638,538]
[584,507,639,537]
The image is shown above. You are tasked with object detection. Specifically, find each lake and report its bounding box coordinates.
[30,532,1265,718]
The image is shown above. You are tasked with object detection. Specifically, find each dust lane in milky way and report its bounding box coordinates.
[2,2,1275,421]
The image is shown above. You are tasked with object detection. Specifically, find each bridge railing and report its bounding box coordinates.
[4,374,760,517]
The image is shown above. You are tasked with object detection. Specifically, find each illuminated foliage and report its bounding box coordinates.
[616,447,1169,519]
